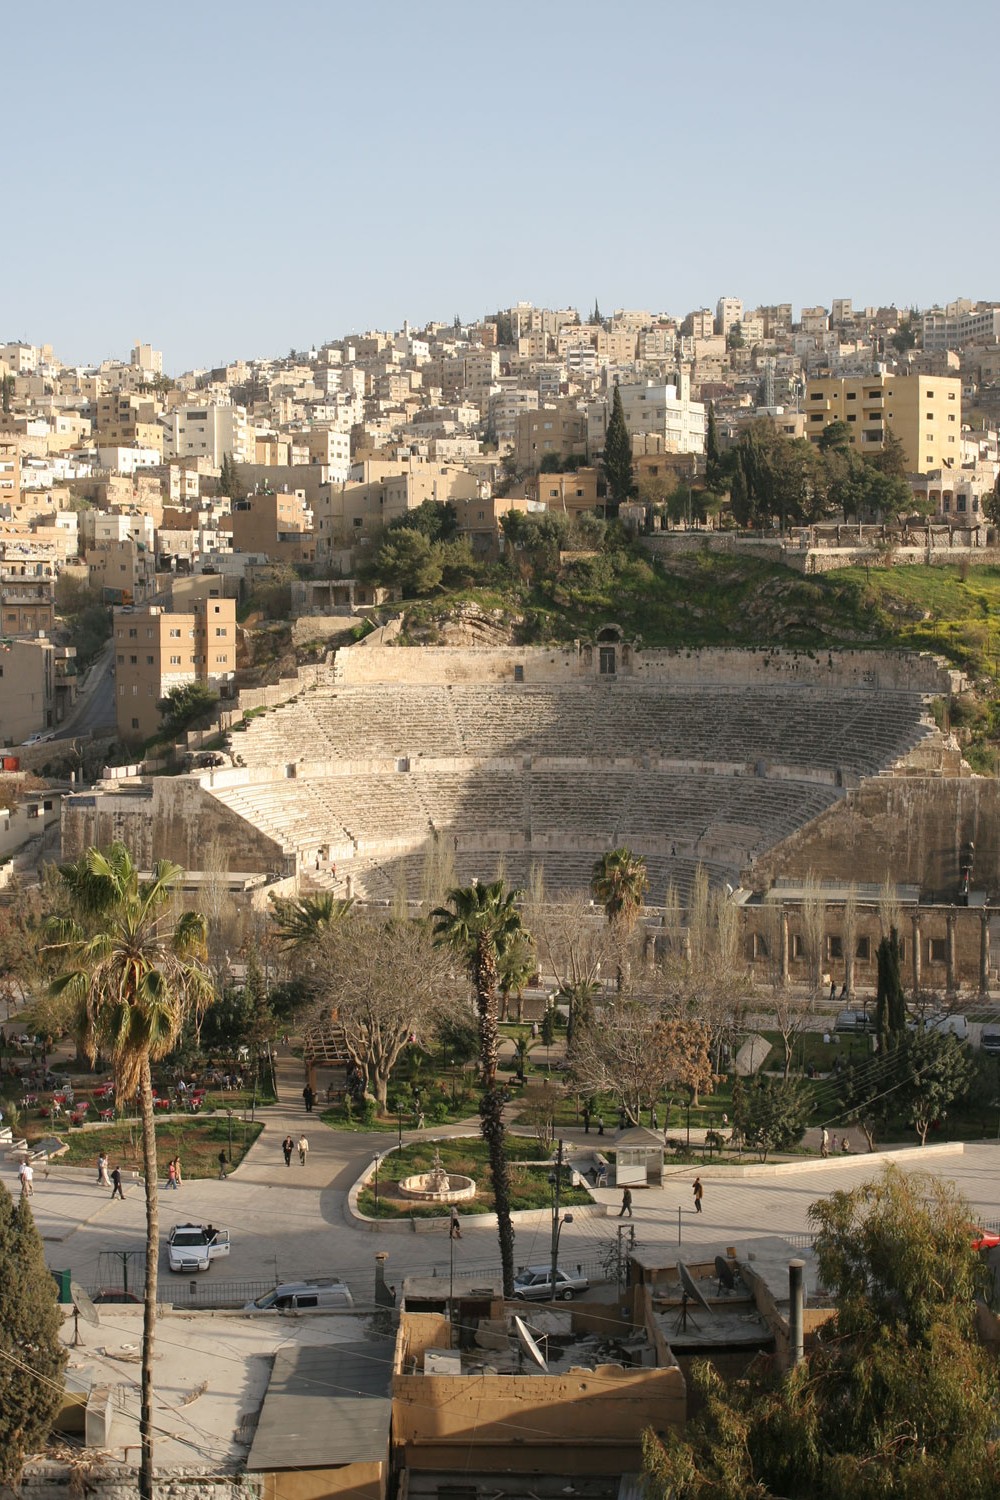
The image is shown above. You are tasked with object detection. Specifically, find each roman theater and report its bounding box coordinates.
[62,633,1000,993]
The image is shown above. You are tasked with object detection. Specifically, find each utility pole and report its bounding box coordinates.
[549,1137,563,1298]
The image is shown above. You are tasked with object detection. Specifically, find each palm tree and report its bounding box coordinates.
[497,933,535,1022]
[432,880,531,1295]
[591,847,648,988]
[269,891,353,951]
[46,844,211,1500]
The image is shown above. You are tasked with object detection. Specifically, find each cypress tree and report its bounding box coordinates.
[0,1187,67,1483]
[875,927,906,1051]
[706,402,721,490]
[602,383,633,513]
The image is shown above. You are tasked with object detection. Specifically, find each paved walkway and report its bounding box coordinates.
[8,1045,1000,1300]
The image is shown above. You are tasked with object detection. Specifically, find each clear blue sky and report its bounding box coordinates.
[6,0,997,373]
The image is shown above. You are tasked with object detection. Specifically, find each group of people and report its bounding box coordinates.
[94,1151,125,1198]
[617,1176,704,1218]
[820,1128,852,1158]
[282,1133,309,1166]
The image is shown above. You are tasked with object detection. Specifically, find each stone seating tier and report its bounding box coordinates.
[229,682,932,779]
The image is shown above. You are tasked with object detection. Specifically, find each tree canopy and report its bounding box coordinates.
[0,1188,67,1484]
[643,1167,1000,1499]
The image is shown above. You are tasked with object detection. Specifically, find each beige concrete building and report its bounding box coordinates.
[86,537,156,605]
[515,401,588,471]
[805,372,962,472]
[527,467,599,515]
[229,491,315,563]
[0,635,76,745]
[0,549,56,635]
[114,597,237,742]
[0,431,21,500]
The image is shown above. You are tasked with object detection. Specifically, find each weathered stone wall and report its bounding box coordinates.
[749,776,1000,900]
[3,1466,262,1500]
[335,643,959,694]
[61,780,287,874]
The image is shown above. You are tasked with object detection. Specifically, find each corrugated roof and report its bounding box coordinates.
[247,1338,393,1472]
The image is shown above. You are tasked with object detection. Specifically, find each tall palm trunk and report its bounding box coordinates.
[139,1054,158,1500]
[475,936,514,1296]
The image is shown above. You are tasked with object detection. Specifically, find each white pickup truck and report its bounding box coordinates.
[167,1223,231,1273]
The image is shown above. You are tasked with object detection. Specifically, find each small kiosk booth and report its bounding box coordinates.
[613,1126,664,1186]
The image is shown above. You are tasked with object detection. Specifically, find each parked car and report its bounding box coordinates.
[166,1223,231,1273]
[512,1266,589,1301]
[834,1009,875,1034]
[245,1278,353,1312]
[972,1227,1000,1252]
[981,1027,1000,1055]
[924,1013,969,1041]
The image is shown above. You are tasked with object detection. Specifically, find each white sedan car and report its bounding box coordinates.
[166,1223,231,1273]
[512,1265,589,1301]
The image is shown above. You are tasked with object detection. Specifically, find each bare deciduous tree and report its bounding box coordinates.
[800,876,826,997]
[308,913,464,1105]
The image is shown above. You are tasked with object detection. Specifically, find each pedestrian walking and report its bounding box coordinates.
[302,1085,314,1114]
[651,1107,658,1131]
[110,1166,124,1200]
[18,1160,33,1197]
[582,1105,591,1135]
[830,1133,839,1154]
[618,1108,627,1132]
[218,1149,228,1180]
[282,1134,294,1167]
[619,1187,633,1217]
[97,1151,111,1186]
[298,1134,309,1166]
[597,1114,604,1136]
[693,1177,703,1213]
[820,1127,829,1159]
[174,1155,183,1184]
[449,1205,462,1239]
[166,1159,178,1190]
[417,1110,426,1130]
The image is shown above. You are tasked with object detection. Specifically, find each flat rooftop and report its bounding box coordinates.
[58,1307,376,1470]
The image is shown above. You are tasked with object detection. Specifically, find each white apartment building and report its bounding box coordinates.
[618,371,706,455]
[922,301,1000,351]
[488,385,538,446]
[80,509,156,551]
[97,446,161,474]
[160,403,254,465]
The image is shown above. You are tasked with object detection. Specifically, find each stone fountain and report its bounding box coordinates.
[398,1146,476,1203]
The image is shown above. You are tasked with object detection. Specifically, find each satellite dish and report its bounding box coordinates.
[677,1261,714,1316]
[69,1281,100,1347]
[513,1314,549,1373]
[715,1255,736,1295]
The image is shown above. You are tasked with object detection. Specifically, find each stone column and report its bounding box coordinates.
[946,910,957,998]
[980,909,990,998]
[780,907,790,988]
[844,938,855,1000]
[911,911,922,995]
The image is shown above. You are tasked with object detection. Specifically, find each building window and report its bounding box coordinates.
[827,935,843,960]
[791,934,804,959]
[599,645,616,676]
[928,936,947,964]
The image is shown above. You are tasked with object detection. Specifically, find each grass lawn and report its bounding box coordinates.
[357,1135,592,1218]
[40,1116,263,1178]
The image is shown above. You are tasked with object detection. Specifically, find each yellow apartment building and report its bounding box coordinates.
[804,372,962,472]
[0,636,76,745]
[114,598,236,742]
[0,432,21,500]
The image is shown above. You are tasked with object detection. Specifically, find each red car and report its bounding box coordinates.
[971,1228,1000,1251]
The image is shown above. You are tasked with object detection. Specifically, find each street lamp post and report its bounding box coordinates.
[373,1153,380,1211]
[395,1103,404,1150]
[226,1108,233,1163]
[548,1137,574,1299]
